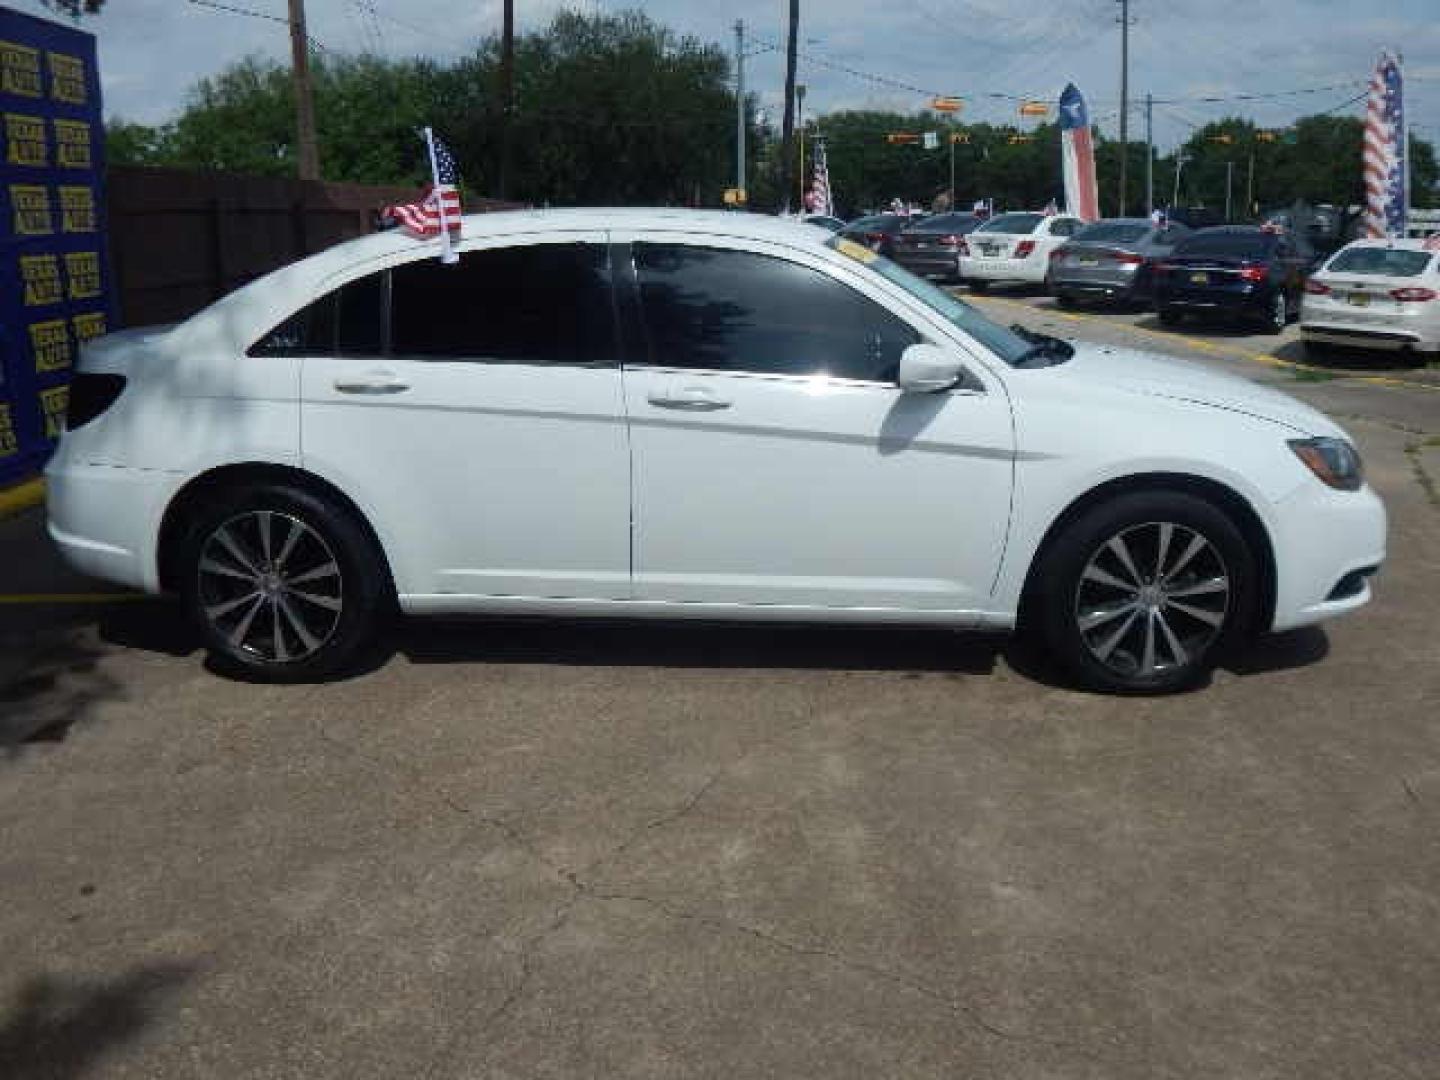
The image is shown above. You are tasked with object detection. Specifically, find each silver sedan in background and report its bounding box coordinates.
[1048,218,1191,308]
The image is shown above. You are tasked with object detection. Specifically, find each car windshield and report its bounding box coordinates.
[1175,231,1270,258]
[906,214,979,234]
[977,213,1044,235]
[1073,221,1149,244]
[1326,247,1434,278]
[827,235,1033,365]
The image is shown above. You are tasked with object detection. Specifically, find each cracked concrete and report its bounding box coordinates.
[1,299,1438,1078]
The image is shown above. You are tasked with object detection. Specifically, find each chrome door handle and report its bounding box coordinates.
[647,386,732,411]
[332,371,410,395]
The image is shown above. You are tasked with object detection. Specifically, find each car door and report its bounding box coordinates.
[294,234,631,601]
[616,235,1015,613]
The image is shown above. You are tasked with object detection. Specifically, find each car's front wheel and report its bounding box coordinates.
[1157,306,1183,327]
[178,483,392,681]
[1260,290,1288,334]
[1027,491,1258,693]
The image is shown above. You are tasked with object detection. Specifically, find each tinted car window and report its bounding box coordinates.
[390,243,612,363]
[906,213,980,234]
[249,273,382,357]
[1073,221,1149,244]
[978,213,1044,234]
[1048,219,1079,237]
[1327,247,1435,277]
[634,243,920,382]
[1174,231,1272,258]
[843,214,906,235]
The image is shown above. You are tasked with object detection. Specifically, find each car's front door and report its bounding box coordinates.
[617,236,1015,613]
[293,235,631,600]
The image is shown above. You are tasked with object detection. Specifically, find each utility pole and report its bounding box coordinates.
[1117,0,1130,216]
[1172,152,1185,208]
[780,0,800,213]
[1225,160,1234,222]
[1144,92,1153,215]
[949,136,956,211]
[498,0,515,199]
[734,19,746,202]
[1246,151,1255,218]
[797,84,807,209]
[287,0,319,181]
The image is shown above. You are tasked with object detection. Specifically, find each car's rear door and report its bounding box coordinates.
[615,234,1014,613]
[296,234,632,601]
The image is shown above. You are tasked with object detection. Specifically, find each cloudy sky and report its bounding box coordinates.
[10,0,1440,155]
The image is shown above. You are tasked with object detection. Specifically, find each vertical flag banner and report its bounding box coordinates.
[1362,52,1405,239]
[0,8,117,486]
[810,137,833,217]
[1058,83,1099,222]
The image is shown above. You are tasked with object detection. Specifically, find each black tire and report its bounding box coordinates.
[1158,306,1183,327]
[967,279,989,293]
[177,483,392,681]
[1025,490,1258,694]
[1301,339,1337,361]
[1259,290,1288,335]
[1055,292,1076,309]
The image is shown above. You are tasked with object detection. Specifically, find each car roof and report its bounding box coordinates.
[1333,237,1438,252]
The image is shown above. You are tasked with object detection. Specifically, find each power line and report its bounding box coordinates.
[186,0,326,50]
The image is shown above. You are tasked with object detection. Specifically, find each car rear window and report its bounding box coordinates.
[977,213,1044,235]
[846,215,903,234]
[1174,232,1270,258]
[906,214,980,234]
[1326,247,1434,278]
[1073,221,1149,244]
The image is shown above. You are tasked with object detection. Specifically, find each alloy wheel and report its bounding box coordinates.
[1073,521,1231,681]
[196,510,344,664]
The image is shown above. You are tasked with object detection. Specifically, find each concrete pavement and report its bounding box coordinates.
[1,308,1438,1078]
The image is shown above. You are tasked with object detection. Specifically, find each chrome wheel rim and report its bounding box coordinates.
[196,511,343,664]
[1074,521,1230,681]
[1272,293,1286,328]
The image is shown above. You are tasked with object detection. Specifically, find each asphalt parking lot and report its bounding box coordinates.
[2,301,1438,1079]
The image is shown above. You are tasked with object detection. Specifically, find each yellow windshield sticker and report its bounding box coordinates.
[834,237,877,264]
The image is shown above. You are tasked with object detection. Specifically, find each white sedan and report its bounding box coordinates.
[1301,238,1440,358]
[46,209,1385,693]
[959,211,1083,289]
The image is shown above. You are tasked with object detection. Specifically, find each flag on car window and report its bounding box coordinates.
[383,130,463,245]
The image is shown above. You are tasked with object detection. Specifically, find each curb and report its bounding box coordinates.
[0,477,45,521]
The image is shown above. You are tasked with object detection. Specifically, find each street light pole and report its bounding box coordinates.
[1117,0,1130,215]
[1145,92,1154,215]
[734,19,746,201]
[797,84,807,210]
[949,136,956,211]
[1225,160,1234,222]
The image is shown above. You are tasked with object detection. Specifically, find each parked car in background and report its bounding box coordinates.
[1300,239,1440,360]
[1154,226,1313,333]
[1165,206,1226,231]
[959,211,1083,291]
[1047,218,1191,307]
[800,214,847,233]
[888,212,985,282]
[46,209,1384,694]
[838,213,909,256]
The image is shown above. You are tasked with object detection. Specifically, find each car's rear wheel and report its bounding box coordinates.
[967,279,989,293]
[178,483,391,681]
[1027,491,1258,694]
[1158,306,1183,327]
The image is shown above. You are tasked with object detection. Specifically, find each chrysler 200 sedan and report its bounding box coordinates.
[46,210,1385,693]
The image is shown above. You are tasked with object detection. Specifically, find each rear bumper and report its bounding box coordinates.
[960,256,1047,285]
[892,252,961,278]
[44,459,172,592]
[1051,276,1145,301]
[1156,289,1269,318]
[1300,323,1440,352]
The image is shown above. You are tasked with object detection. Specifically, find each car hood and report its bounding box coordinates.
[1056,343,1345,437]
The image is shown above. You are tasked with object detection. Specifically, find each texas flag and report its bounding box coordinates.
[1059,83,1099,222]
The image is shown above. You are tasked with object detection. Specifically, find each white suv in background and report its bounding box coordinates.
[960,211,1083,290]
[47,209,1384,693]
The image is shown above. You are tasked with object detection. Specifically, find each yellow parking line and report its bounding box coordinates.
[965,293,1440,392]
[0,592,147,605]
[0,477,45,519]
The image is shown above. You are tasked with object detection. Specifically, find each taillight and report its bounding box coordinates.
[1238,265,1268,283]
[865,231,886,249]
[1304,279,1331,295]
[1114,252,1144,265]
[1390,287,1437,302]
[65,373,127,430]
[940,234,962,247]
[1015,240,1036,259]
[1048,248,1067,261]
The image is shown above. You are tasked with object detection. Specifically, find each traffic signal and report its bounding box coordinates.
[1008,134,1032,145]
[885,132,920,145]
[1208,134,1234,145]
[1256,130,1277,143]
[949,132,969,145]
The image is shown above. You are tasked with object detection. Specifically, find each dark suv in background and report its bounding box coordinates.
[1153,226,1313,333]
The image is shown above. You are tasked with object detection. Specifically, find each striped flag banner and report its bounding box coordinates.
[1058,83,1099,222]
[1362,52,1405,239]
[810,138,834,217]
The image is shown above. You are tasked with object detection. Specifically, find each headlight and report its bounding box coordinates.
[1289,437,1363,491]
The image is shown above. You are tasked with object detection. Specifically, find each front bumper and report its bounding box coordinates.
[44,460,173,593]
[1269,478,1387,632]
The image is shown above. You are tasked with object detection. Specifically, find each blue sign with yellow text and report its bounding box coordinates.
[1,7,116,486]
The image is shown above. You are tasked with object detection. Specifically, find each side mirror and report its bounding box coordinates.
[897,343,963,393]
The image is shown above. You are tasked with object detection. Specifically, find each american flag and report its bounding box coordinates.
[810,138,833,217]
[384,132,463,238]
[1362,53,1405,239]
